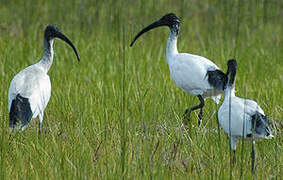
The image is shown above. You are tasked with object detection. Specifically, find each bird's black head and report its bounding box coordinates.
[44,25,80,61]
[225,59,237,88]
[130,13,180,47]
[44,25,61,41]
[227,59,237,74]
[159,13,180,28]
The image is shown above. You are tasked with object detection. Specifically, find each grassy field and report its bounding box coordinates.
[0,0,282,179]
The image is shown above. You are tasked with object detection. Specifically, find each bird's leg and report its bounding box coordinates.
[38,122,42,135]
[196,96,205,126]
[38,113,44,135]
[251,140,255,173]
[198,107,203,126]
[229,137,237,171]
[232,150,236,164]
[183,95,205,126]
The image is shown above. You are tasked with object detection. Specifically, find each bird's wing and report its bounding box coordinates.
[237,97,272,137]
[190,54,220,70]
[218,96,266,137]
[8,66,51,118]
[30,75,51,118]
[178,53,220,71]
[171,53,220,94]
[218,99,248,137]
[237,97,265,115]
[8,70,29,110]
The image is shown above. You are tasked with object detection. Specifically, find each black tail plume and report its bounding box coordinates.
[251,112,272,136]
[206,69,227,91]
[9,94,33,129]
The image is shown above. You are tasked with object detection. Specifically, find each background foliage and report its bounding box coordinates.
[0,0,282,179]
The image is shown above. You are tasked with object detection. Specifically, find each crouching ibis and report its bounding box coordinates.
[218,59,273,172]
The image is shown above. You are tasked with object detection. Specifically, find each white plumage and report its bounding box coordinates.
[131,13,226,125]
[218,59,273,171]
[8,25,80,132]
[8,64,51,128]
[167,52,222,103]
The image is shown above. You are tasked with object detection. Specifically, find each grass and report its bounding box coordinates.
[0,0,282,179]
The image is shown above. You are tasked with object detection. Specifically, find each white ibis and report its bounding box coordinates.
[8,25,80,133]
[130,13,226,125]
[218,59,273,172]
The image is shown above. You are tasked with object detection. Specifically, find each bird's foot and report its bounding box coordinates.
[38,122,42,136]
[198,114,203,127]
[232,150,236,164]
[251,148,256,173]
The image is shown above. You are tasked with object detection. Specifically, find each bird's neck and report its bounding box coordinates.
[39,39,54,72]
[224,86,236,101]
[166,30,178,64]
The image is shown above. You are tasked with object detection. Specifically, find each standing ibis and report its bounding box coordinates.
[130,13,226,125]
[8,25,80,133]
[218,59,273,172]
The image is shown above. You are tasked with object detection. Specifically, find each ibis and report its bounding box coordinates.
[8,25,80,133]
[217,59,273,172]
[130,13,226,125]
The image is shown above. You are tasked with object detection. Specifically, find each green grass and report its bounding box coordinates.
[0,0,282,179]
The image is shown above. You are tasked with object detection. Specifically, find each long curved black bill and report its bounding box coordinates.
[56,32,80,61]
[130,20,166,47]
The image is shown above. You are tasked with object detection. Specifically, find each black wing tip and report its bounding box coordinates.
[252,112,266,120]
